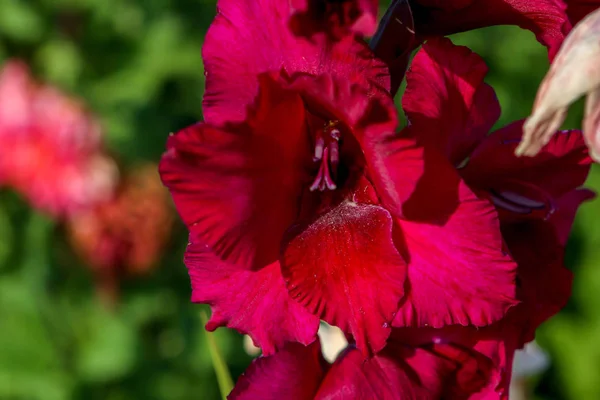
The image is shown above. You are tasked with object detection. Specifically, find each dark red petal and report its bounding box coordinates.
[411,0,569,59]
[393,327,511,398]
[393,181,518,328]
[202,0,389,125]
[566,0,600,25]
[403,37,500,166]
[364,129,519,330]
[289,73,394,131]
[282,202,407,355]
[426,343,498,399]
[468,332,515,400]
[315,340,495,399]
[551,188,595,246]
[360,127,431,221]
[462,122,592,199]
[316,346,431,399]
[371,0,416,95]
[186,236,319,355]
[362,126,517,328]
[229,341,327,399]
[501,219,573,344]
[230,329,499,400]
[290,0,379,39]
[501,189,593,343]
[160,75,310,270]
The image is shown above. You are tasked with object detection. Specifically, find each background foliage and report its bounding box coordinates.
[0,0,598,399]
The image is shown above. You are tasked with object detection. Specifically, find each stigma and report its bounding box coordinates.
[310,120,340,192]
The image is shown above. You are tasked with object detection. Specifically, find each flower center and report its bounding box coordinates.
[310,120,341,192]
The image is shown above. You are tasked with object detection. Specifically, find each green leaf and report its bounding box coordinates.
[0,205,12,269]
[35,38,83,90]
[0,0,45,42]
[74,302,138,383]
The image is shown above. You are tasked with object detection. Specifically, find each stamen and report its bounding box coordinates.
[330,127,341,141]
[330,140,339,166]
[314,136,325,161]
[322,147,337,190]
[309,120,342,192]
[310,161,325,192]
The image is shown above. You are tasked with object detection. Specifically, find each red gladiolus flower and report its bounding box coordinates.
[0,60,116,218]
[161,0,517,356]
[229,332,497,400]
[289,0,380,40]
[401,37,593,395]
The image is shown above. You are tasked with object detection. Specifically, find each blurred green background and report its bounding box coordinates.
[0,1,598,399]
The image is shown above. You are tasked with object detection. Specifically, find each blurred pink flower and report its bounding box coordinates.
[0,60,116,218]
[68,164,174,303]
[68,164,173,275]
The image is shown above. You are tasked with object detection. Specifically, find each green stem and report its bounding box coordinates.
[200,311,234,400]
